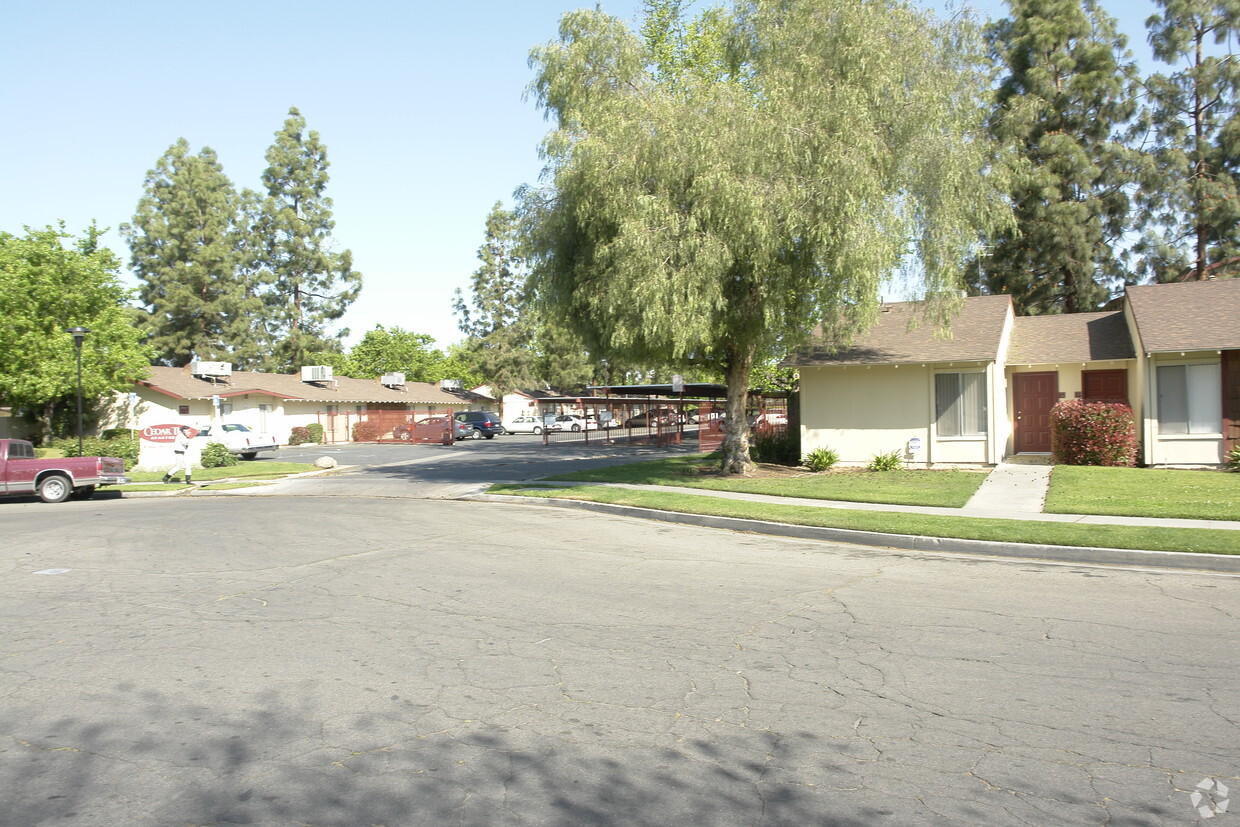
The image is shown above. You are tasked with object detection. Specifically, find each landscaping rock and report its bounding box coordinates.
[314,456,338,469]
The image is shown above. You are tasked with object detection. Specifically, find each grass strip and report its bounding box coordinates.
[545,454,988,508]
[489,484,1240,555]
[196,481,275,491]
[127,462,317,482]
[1047,465,1240,522]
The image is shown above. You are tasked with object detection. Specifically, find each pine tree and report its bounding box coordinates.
[971,0,1140,314]
[452,202,539,392]
[255,107,362,370]
[122,139,255,364]
[1137,0,1240,282]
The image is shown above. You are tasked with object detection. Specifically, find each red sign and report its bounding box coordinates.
[141,424,192,443]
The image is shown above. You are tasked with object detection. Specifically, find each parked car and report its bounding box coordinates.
[747,411,788,428]
[549,414,598,433]
[394,416,470,441]
[0,438,129,503]
[196,423,279,460]
[455,411,506,439]
[504,415,549,435]
[624,408,677,428]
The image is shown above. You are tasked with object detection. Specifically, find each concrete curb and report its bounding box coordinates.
[468,493,1240,574]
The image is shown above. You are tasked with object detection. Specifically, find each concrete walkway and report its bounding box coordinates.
[962,462,1051,514]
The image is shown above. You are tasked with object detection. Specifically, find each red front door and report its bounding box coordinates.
[1013,372,1058,453]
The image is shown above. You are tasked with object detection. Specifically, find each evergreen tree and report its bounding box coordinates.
[971,0,1140,314]
[452,202,540,393]
[122,139,255,364]
[255,107,362,370]
[1136,0,1240,282]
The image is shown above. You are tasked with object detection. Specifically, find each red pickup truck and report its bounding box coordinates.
[0,439,130,503]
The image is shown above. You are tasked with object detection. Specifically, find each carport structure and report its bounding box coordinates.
[535,384,790,450]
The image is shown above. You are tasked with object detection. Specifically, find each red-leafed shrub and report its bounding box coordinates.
[351,420,381,443]
[289,426,312,446]
[1050,399,1137,466]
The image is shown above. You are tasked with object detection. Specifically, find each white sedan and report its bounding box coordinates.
[504,415,550,435]
[196,423,279,459]
[549,414,599,432]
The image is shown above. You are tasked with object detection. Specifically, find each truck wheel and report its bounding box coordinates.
[70,485,97,500]
[37,475,72,503]
[240,451,258,460]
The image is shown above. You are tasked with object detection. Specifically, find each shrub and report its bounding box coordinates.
[803,446,840,472]
[1226,445,1240,472]
[751,428,800,465]
[289,426,312,446]
[57,435,140,470]
[867,449,904,471]
[1050,399,1137,466]
[200,441,238,468]
[352,420,381,443]
[306,423,325,444]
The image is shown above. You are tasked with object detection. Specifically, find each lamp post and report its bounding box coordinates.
[66,327,90,455]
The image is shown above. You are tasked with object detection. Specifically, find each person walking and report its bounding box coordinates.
[162,425,196,484]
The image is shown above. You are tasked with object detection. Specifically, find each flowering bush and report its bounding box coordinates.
[288,426,312,446]
[351,420,381,443]
[1050,399,1137,466]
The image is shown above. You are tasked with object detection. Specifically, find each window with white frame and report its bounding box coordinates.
[935,372,987,436]
[1157,363,1220,434]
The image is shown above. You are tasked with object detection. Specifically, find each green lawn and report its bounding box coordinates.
[491,484,1240,555]
[1046,466,1240,521]
[546,454,989,507]
[126,461,318,483]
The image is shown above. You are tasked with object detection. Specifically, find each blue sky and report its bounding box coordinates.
[1,0,1160,353]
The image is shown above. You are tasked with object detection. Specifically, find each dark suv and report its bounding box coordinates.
[455,410,506,439]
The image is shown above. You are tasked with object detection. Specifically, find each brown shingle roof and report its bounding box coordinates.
[787,294,1012,366]
[1127,279,1240,353]
[140,366,468,405]
[1007,311,1134,365]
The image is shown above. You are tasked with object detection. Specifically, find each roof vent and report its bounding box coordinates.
[301,365,334,383]
[440,379,463,391]
[381,372,406,388]
[191,361,232,378]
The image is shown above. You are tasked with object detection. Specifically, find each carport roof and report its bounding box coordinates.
[138,365,468,405]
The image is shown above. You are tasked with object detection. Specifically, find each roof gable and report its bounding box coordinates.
[787,295,1012,367]
[1007,311,1134,364]
[1126,279,1240,352]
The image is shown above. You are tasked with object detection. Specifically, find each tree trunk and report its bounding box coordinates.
[720,348,756,475]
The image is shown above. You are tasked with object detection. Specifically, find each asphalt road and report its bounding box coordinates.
[2,480,1238,826]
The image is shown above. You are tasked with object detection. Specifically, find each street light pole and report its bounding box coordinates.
[66,327,90,455]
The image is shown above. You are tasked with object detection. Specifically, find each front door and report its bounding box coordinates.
[1013,372,1058,453]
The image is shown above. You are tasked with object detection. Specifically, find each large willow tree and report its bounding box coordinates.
[525,0,1009,473]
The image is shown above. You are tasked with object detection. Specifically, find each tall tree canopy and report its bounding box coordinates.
[253,107,362,370]
[453,202,539,392]
[122,139,257,365]
[1137,0,1240,282]
[525,0,1008,472]
[972,0,1140,314]
[0,225,152,441]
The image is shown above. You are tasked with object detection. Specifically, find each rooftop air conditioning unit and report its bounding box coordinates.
[301,365,334,383]
[381,372,406,388]
[191,361,232,378]
[440,379,463,391]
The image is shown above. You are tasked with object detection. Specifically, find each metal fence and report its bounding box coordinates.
[315,409,455,445]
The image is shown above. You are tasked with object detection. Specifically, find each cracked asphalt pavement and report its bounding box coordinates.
[2,444,1238,825]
